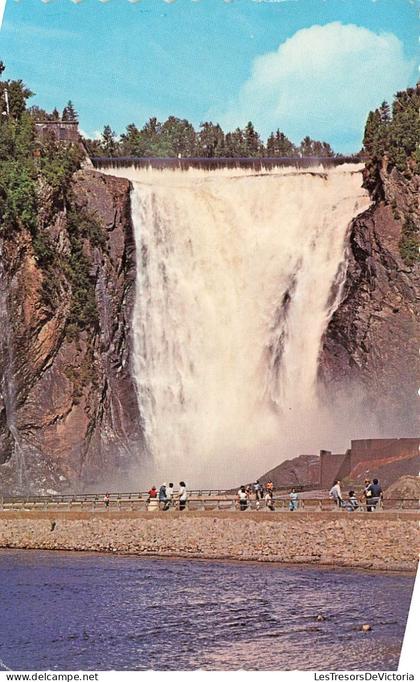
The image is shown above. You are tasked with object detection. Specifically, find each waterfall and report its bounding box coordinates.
[100,164,371,485]
[0,241,28,491]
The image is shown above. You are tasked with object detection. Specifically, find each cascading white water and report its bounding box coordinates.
[0,241,28,490]
[101,164,371,485]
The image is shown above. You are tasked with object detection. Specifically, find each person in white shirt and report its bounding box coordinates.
[178,481,187,511]
[166,482,174,509]
[329,480,343,508]
[237,486,248,511]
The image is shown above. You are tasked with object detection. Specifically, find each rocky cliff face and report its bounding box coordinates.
[0,170,144,493]
[257,455,321,490]
[320,164,419,434]
[1,161,418,494]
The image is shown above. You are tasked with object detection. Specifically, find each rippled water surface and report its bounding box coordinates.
[0,550,414,670]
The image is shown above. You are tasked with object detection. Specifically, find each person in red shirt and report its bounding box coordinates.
[148,486,157,499]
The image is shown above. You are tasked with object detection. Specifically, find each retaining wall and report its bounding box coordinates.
[0,511,418,573]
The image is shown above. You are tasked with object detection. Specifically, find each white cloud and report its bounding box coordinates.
[215,22,415,152]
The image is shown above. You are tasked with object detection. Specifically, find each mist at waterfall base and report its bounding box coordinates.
[0,243,29,492]
[100,164,377,488]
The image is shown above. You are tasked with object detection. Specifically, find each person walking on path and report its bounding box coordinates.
[366,478,383,511]
[178,481,188,511]
[253,480,263,500]
[103,493,110,509]
[289,488,299,511]
[329,480,343,508]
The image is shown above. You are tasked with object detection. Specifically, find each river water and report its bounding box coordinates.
[0,550,414,671]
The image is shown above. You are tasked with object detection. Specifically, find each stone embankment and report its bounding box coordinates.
[0,511,418,572]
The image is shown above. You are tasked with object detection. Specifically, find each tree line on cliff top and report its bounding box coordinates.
[86,119,337,160]
[362,84,420,265]
[0,63,418,266]
[363,84,420,182]
[0,62,101,336]
[28,99,338,160]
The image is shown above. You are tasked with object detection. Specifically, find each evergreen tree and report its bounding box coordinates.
[266,132,276,156]
[140,117,162,156]
[299,136,314,157]
[159,116,196,157]
[225,128,247,157]
[266,129,296,157]
[142,117,161,140]
[198,122,225,157]
[27,105,49,121]
[299,136,336,158]
[100,125,117,156]
[379,100,391,123]
[244,121,261,156]
[120,123,144,156]
[362,84,419,264]
[387,85,420,171]
[363,110,381,156]
[84,138,102,157]
[62,100,78,122]
[320,141,335,157]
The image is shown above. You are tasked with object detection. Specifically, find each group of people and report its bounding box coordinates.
[103,477,383,513]
[237,480,299,511]
[329,478,383,511]
[148,482,188,511]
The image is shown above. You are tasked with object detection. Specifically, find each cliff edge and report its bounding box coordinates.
[320,163,419,433]
[0,170,144,493]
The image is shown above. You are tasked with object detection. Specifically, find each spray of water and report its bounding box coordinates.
[99,164,371,486]
[0,241,29,491]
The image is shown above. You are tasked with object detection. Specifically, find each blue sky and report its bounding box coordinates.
[0,0,418,152]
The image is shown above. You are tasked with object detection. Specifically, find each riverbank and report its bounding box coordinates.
[0,511,418,572]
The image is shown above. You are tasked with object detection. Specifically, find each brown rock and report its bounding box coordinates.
[0,170,144,493]
[320,167,419,434]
